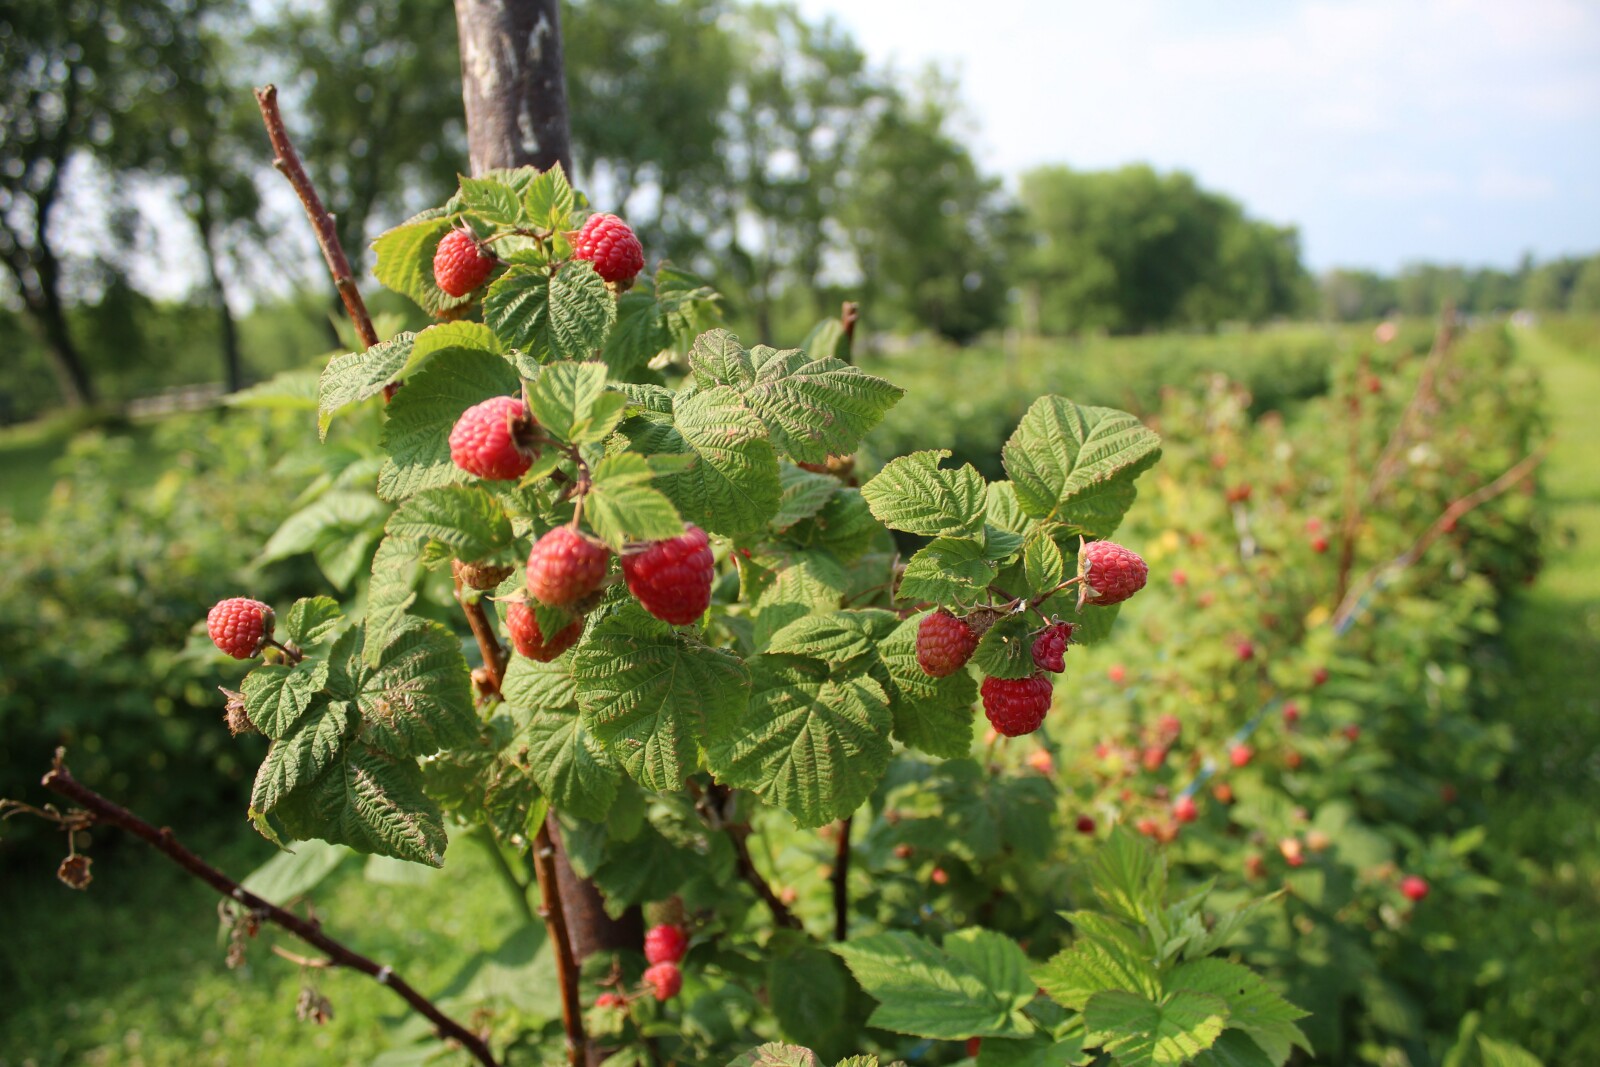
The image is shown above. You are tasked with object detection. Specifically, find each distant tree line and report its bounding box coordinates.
[1319,253,1600,322]
[2,0,1594,422]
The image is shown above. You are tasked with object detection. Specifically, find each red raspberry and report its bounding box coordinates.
[1030,621,1073,673]
[1400,875,1430,901]
[595,992,626,1010]
[207,598,273,659]
[433,228,496,297]
[1279,837,1305,867]
[572,213,644,285]
[1229,743,1254,768]
[643,961,682,1001]
[622,525,714,625]
[1235,640,1256,662]
[449,396,534,481]
[505,601,582,662]
[930,867,949,885]
[1173,795,1199,823]
[527,527,611,607]
[1283,701,1301,724]
[644,923,688,966]
[917,610,978,677]
[980,673,1053,737]
[1077,540,1149,607]
[1075,814,1097,835]
[966,1037,982,1057]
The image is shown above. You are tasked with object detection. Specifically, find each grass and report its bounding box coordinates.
[0,825,538,1067]
[1464,324,1600,1060]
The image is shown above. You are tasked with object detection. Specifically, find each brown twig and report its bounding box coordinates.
[704,783,802,930]
[36,752,498,1067]
[1330,447,1546,632]
[830,815,852,942]
[448,571,586,1067]
[254,85,379,353]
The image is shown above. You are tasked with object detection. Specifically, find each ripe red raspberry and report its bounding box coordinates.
[622,525,714,625]
[1030,621,1073,673]
[449,396,535,481]
[1400,875,1430,901]
[1077,540,1149,607]
[1075,814,1097,835]
[1283,701,1301,725]
[527,527,611,608]
[572,212,644,285]
[595,992,626,1010]
[1173,795,1199,823]
[966,1038,982,1057]
[980,673,1053,737]
[930,867,949,885]
[643,961,682,1001]
[207,598,273,659]
[917,610,978,677]
[1235,640,1256,662]
[505,601,582,662]
[1229,743,1254,768]
[644,923,688,966]
[433,227,496,297]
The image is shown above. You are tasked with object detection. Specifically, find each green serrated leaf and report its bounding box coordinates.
[943,929,1038,1018]
[386,485,514,561]
[572,607,750,792]
[532,361,609,443]
[1083,989,1228,1067]
[877,615,977,758]
[725,1044,824,1067]
[1002,398,1161,536]
[284,597,343,647]
[546,260,617,361]
[769,944,851,1054]
[788,488,880,563]
[355,619,478,757]
[1092,829,1168,926]
[1019,531,1065,598]
[275,744,448,867]
[764,609,898,665]
[584,453,685,550]
[318,332,416,438]
[250,699,359,814]
[519,707,621,822]
[378,350,521,502]
[971,612,1037,680]
[483,266,552,353]
[363,536,423,667]
[774,464,843,530]
[524,163,577,229]
[897,538,996,606]
[861,450,986,539]
[1189,1031,1278,1067]
[831,931,1032,1040]
[259,491,391,564]
[752,551,848,647]
[666,385,783,535]
[502,647,579,710]
[1167,960,1308,1030]
[371,216,472,317]
[243,662,331,740]
[707,657,891,828]
[458,174,525,225]
[1034,935,1161,1012]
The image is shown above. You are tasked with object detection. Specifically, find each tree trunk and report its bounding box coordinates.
[195,204,243,393]
[454,0,573,176]
[31,283,97,409]
[453,8,638,1060]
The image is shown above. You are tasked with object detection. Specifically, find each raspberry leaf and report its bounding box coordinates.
[1002,398,1162,536]
[897,537,995,607]
[517,706,622,822]
[584,453,685,550]
[249,698,359,815]
[483,267,551,351]
[726,1045,823,1067]
[572,607,751,793]
[707,656,891,828]
[456,174,525,227]
[362,536,423,668]
[378,349,520,502]
[386,486,515,562]
[274,743,448,867]
[751,551,848,647]
[530,360,611,443]
[243,661,331,739]
[663,386,784,534]
[522,162,576,230]
[766,943,852,1055]
[502,645,579,710]
[1082,989,1229,1067]
[876,615,978,758]
[317,331,416,439]
[773,464,841,530]
[861,450,986,539]
[1033,933,1162,1012]
[786,488,881,563]
[371,214,472,316]
[831,930,1034,1039]
[283,597,343,647]
[1187,1031,1280,1067]
[349,618,477,758]
[763,609,899,666]
[1167,960,1309,1042]
[970,613,1036,680]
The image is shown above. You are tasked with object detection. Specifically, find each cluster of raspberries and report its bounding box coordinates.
[431,212,644,299]
[595,922,689,1012]
[916,539,1148,738]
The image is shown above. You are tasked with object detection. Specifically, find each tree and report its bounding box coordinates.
[0,0,183,407]
[844,75,1017,343]
[1568,255,1600,313]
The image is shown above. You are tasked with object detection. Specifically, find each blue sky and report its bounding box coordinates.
[796,0,1600,272]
